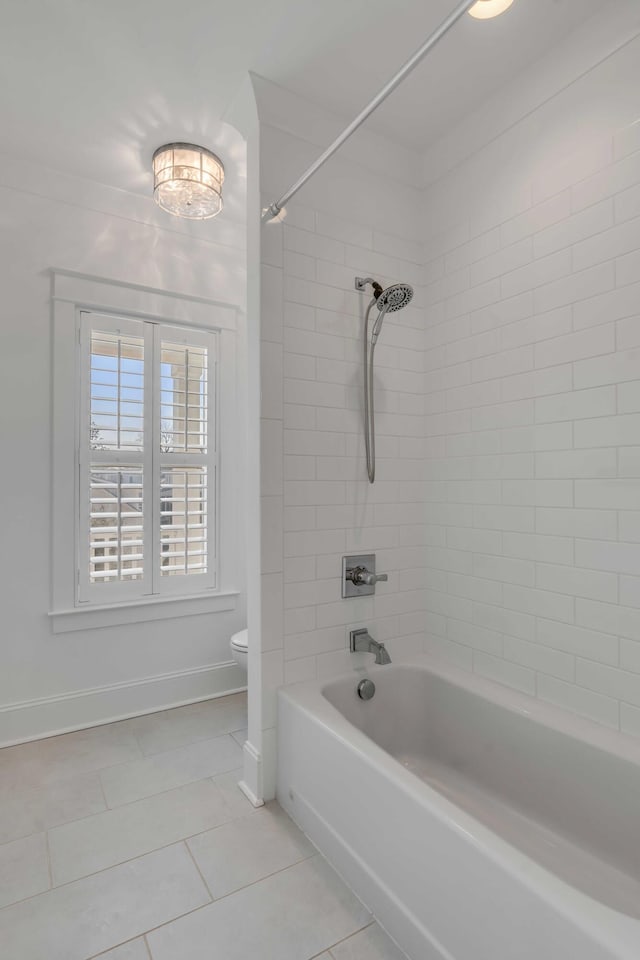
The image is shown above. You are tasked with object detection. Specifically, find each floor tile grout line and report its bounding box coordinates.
[97,767,112,811]
[0,763,247,850]
[81,851,327,956]
[130,707,247,753]
[102,897,224,955]
[3,805,238,905]
[4,809,317,908]
[91,726,244,778]
[139,728,243,760]
[322,920,377,959]
[98,753,243,810]
[125,694,248,760]
[34,764,244,848]
[0,692,247,778]
[0,833,57,913]
[183,839,216,903]
[86,932,150,959]
[0,835,222,918]
[29,789,229,854]
[44,830,54,890]
[198,849,319,902]
[43,821,237,894]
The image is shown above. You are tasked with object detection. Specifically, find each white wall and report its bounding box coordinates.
[418,6,640,736]
[0,135,248,745]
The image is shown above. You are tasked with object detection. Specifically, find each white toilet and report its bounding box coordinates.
[230,628,248,671]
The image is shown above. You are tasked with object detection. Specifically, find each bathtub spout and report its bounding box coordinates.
[374,643,392,665]
[350,628,392,664]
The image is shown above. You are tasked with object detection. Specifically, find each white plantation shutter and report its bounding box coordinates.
[78,312,217,604]
[89,468,144,582]
[155,329,217,596]
[160,467,209,577]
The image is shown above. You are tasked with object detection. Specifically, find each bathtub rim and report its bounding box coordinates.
[288,655,640,768]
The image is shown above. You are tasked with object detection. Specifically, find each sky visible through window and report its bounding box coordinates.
[90,334,207,452]
[90,332,144,450]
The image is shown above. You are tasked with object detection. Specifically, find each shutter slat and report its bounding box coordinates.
[89,466,144,584]
[159,465,208,578]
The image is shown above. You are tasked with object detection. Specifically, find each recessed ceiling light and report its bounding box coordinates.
[468,0,515,19]
[152,143,224,220]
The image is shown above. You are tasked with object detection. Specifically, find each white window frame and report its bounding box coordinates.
[79,314,219,603]
[50,271,240,633]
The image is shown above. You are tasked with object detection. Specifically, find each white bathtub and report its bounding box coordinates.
[277,656,640,960]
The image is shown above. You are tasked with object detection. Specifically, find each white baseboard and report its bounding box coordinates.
[239,739,265,806]
[0,661,247,747]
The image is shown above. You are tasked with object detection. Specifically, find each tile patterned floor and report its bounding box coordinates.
[0,693,406,959]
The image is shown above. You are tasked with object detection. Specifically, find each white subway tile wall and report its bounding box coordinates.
[260,117,640,744]
[260,202,428,731]
[420,119,640,737]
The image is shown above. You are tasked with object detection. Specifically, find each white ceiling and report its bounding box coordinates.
[254,0,604,151]
[0,0,604,196]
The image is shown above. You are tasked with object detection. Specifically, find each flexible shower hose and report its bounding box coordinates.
[363,299,389,484]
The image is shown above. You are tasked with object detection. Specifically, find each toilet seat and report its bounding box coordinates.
[230,628,248,651]
[230,628,248,671]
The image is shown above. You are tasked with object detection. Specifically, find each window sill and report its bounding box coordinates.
[49,591,240,634]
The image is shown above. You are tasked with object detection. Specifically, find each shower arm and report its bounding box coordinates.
[262,0,477,223]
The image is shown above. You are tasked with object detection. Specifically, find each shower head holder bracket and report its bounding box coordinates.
[355,277,382,298]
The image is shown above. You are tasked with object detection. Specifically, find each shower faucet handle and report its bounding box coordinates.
[347,567,388,587]
[342,554,387,598]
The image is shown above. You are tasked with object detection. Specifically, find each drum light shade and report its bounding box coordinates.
[152,143,224,219]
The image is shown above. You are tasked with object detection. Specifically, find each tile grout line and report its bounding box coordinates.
[0,764,242,850]
[86,851,327,955]
[42,818,237,894]
[3,812,317,911]
[0,703,251,885]
[97,767,111,811]
[27,758,244,843]
[0,696,245,795]
[1,844,273,958]
[44,830,54,891]
[312,919,377,960]
[133,722,246,761]
[182,839,216,903]
[100,751,243,808]
[86,933,151,959]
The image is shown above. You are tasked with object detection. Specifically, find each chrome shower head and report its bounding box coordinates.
[355,277,414,313]
[375,282,414,313]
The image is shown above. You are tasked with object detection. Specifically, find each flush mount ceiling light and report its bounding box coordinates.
[152,143,224,219]
[468,0,515,18]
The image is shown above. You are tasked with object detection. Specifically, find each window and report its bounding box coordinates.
[78,312,218,604]
[50,273,239,631]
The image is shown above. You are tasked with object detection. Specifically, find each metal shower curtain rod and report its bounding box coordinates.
[261,0,477,222]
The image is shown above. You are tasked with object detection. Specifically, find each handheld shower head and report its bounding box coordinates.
[355,277,414,315]
[363,280,414,341]
[375,282,414,313]
[356,276,414,484]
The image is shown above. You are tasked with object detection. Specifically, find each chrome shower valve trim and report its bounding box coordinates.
[342,554,388,598]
